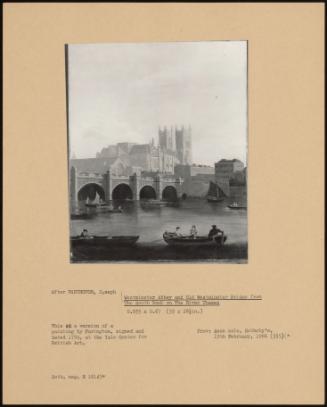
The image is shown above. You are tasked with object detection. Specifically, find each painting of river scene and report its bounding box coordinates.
[66,41,248,263]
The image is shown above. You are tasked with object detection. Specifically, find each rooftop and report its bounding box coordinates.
[216,159,244,165]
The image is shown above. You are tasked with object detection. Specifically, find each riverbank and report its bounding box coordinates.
[71,241,248,263]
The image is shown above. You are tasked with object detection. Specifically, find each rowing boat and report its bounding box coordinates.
[71,235,139,248]
[163,232,227,247]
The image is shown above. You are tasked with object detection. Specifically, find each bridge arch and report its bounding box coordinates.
[162,186,178,202]
[112,183,133,200]
[140,185,156,200]
[78,183,105,202]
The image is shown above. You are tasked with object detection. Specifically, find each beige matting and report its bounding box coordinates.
[3,3,324,404]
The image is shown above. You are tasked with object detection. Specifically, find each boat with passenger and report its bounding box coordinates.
[97,205,123,213]
[163,231,227,247]
[71,234,139,248]
[85,194,115,209]
[84,196,123,213]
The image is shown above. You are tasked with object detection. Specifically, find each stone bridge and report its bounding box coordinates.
[69,166,184,205]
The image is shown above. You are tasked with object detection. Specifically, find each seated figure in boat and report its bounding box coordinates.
[190,225,198,238]
[80,228,90,238]
[208,225,223,239]
[173,226,182,237]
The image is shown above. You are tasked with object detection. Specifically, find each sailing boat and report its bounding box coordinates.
[207,181,225,203]
[85,192,101,208]
[85,193,122,213]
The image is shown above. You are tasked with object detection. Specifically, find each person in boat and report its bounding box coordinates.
[80,229,90,238]
[190,225,198,238]
[173,227,182,237]
[208,225,223,239]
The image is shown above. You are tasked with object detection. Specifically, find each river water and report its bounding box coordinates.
[70,199,247,263]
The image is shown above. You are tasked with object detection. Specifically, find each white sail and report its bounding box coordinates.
[94,192,100,204]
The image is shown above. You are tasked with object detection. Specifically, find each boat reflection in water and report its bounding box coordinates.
[140,199,180,209]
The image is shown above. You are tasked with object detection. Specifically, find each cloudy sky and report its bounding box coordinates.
[68,41,247,165]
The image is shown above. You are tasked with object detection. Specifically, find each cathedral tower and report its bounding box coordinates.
[158,126,175,151]
[175,125,192,165]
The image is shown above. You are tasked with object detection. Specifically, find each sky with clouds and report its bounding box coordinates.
[68,41,247,165]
